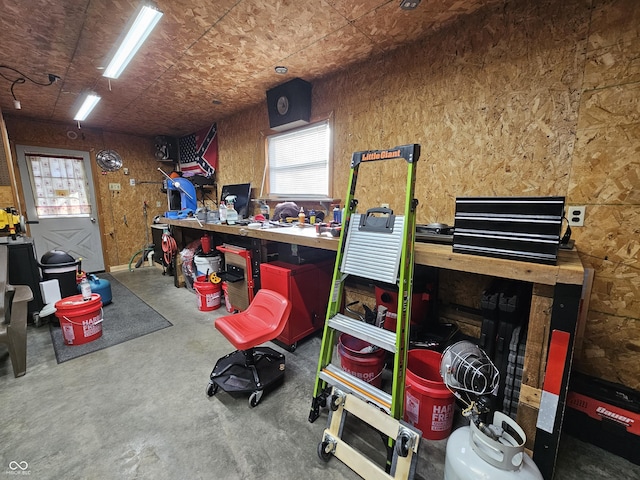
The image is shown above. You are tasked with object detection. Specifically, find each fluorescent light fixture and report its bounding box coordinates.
[102,3,163,79]
[74,93,101,121]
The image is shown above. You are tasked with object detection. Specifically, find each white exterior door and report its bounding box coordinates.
[16,145,105,273]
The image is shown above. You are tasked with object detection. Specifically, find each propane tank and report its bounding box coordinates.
[445,412,543,480]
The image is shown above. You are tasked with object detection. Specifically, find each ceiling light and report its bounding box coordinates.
[274,66,288,74]
[74,93,101,121]
[102,3,163,79]
[399,0,421,9]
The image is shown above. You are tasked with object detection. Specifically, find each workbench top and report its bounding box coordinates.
[163,217,584,287]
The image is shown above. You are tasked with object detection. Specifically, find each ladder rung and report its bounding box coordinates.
[328,314,397,353]
[319,364,392,413]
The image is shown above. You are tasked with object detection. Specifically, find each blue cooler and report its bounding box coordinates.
[77,274,112,305]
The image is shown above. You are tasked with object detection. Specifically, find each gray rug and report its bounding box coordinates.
[49,273,172,363]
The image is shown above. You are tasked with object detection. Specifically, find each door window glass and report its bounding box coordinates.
[26,154,91,218]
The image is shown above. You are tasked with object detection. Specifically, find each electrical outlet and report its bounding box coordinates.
[156,201,161,207]
[130,178,136,186]
[108,183,121,191]
[567,205,585,227]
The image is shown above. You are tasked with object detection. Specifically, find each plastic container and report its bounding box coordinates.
[337,333,386,388]
[77,274,112,305]
[80,276,92,301]
[404,349,455,440]
[39,250,80,298]
[219,202,227,223]
[194,275,221,311]
[201,234,211,254]
[54,293,103,345]
[260,202,270,220]
[333,205,341,224]
[226,203,238,225]
[194,255,222,277]
[206,210,219,223]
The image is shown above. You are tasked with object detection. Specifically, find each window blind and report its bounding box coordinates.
[267,121,330,197]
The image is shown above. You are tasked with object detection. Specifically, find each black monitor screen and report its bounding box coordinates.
[220,183,252,219]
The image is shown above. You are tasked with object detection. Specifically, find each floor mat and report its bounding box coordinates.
[49,273,173,363]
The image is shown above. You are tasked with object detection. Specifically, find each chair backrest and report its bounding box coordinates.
[0,245,8,322]
[246,289,292,338]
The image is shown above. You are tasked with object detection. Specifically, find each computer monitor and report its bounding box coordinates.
[220,183,252,219]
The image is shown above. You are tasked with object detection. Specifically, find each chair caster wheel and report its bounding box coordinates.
[318,440,334,462]
[206,382,218,397]
[249,390,263,407]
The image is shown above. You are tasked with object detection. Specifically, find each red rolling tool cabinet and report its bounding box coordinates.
[259,260,333,351]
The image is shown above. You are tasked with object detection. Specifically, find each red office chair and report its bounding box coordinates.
[206,289,292,407]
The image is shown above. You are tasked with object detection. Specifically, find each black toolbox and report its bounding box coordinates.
[453,196,565,265]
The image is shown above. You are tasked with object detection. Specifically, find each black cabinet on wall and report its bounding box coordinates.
[6,237,44,323]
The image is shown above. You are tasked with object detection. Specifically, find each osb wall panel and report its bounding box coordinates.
[96,130,168,267]
[570,124,640,205]
[438,270,492,311]
[4,117,166,269]
[588,0,640,50]
[218,107,271,218]
[571,207,639,317]
[575,311,640,388]
[566,0,640,388]
[0,187,14,207]
[384,0,586,224]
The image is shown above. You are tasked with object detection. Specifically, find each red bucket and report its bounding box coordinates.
[194,276,221,311]
[338,334,386,388]
[376,286,431,332]
[404,349,455,440]
[54,293,103,346]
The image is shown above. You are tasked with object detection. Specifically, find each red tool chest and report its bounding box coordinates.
[260,260,333,350]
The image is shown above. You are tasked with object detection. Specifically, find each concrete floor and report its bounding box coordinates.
[1,266,639,479]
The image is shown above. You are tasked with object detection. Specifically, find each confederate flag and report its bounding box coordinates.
[179,123,218,177]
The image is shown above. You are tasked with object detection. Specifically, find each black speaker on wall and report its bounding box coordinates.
[154,136,179,163]
[266,78,312,131]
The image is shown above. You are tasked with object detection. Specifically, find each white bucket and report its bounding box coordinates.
[194,255,222,276]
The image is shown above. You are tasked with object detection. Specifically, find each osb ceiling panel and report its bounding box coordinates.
[0,0,493,137]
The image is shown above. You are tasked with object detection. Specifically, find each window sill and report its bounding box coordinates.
[256,196,341,204]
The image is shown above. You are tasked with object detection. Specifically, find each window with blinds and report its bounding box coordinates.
[266,120,331,198]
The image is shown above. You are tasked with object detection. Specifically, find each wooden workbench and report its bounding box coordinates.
[164,217,585,480]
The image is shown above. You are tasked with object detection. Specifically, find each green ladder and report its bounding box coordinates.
[309,144,420,423]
